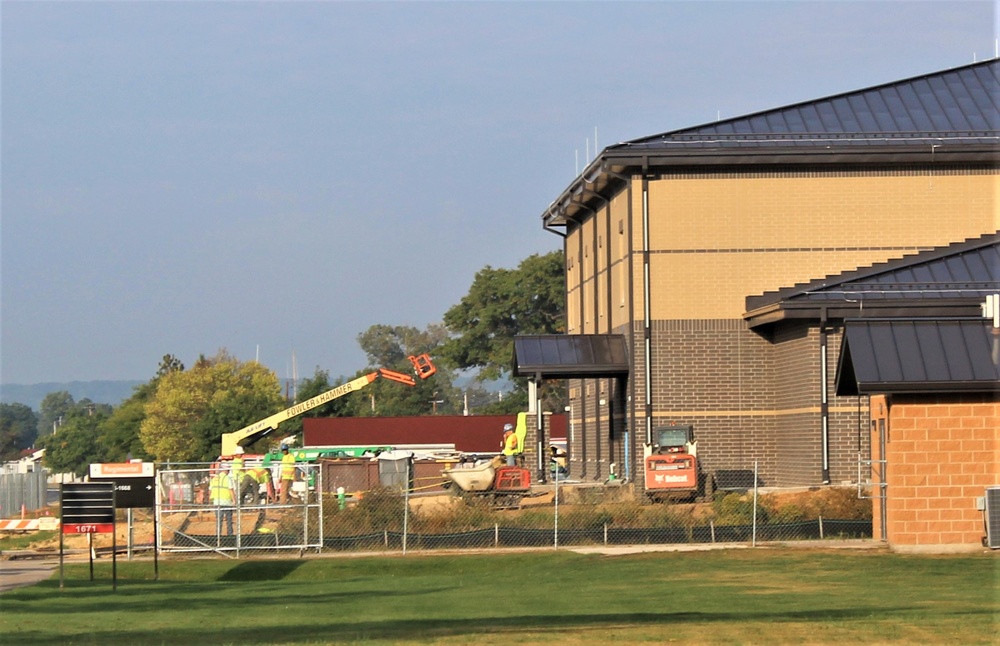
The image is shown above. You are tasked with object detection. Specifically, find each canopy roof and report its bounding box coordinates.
[835,318,1000,395]
[513,334,630,380]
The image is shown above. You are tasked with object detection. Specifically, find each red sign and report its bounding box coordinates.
[62,523,115,534]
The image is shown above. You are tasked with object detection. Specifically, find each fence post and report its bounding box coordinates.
[819,515,824,540]
[494,523,498,548]
[710,520,715,544]
[752,460,759,547]
[553,473,559,549]
[402,460,410,555]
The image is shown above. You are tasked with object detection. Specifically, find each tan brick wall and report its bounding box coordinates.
[873,394,1000,553]
[642,170,998,320]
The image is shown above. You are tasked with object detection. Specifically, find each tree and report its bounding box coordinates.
[0,403,39,459]
[277,368,356,439]
[100,354,187,462]
[140,350,284,461]
[38,406,109,476]
[354,323,459,416]
[36,391,75,438]
[356,324,449,367]
[99,382,156,462]
[442,251,566,411]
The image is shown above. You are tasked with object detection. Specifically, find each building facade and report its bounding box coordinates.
[536,60,999,489]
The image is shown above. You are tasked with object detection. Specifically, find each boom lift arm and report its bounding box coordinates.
[220,354,436,456]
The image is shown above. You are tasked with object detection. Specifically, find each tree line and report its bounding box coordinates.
[0,252,565,474]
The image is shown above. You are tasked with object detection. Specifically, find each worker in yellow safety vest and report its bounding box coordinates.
[244,466,274,504]
[209,469,235,536]
[279,444,297,504]
[231,446,245,479]
[501,423,518,466]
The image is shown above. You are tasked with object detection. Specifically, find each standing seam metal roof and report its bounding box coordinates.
[617,59,999,150]
[835,319,1000,395]
[746,231,1000,314]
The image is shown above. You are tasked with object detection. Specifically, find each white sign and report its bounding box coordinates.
[89,462,154,478]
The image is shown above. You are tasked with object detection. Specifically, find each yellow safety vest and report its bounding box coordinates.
[502,432,518,456]
[231,456,244,480]
[210,472,234,504]
[280,453,297,480]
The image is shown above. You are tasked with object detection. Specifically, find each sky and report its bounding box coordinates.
[2,1,997,387]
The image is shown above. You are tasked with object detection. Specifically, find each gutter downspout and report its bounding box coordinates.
[641,170,652,447]
[820,308,831,484]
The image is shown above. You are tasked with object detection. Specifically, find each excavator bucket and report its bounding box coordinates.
[409,354,437,379]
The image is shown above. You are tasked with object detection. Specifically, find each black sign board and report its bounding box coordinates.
[90,476,156,509]
[61,482,116,533]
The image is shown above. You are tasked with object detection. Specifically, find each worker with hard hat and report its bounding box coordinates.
[501,423,518,466]
[209,465,235,536]
[279,444,297,504]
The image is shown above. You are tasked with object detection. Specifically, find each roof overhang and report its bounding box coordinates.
[543,146,997,231]
[513,334,630,380]
[835,318,1000,396]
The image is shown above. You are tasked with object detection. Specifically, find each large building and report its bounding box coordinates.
[524,59,998,491]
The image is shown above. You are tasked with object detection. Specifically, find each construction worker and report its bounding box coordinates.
[279,444,297,504]
[209,467,235,536]
[230,446,245,502]
[244,465,274,504]
[501,423,518,466]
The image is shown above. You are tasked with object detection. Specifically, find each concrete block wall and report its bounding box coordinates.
[871,393,1000,553]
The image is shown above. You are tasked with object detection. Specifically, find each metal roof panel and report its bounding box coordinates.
[836,319,1000,395]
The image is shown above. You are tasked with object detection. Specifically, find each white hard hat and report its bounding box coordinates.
[503,423,514,431]
[234,446,245,454]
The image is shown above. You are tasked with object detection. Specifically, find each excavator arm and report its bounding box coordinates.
[220,354,436,456]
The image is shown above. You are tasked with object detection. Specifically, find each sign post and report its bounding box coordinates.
[60,482,116,591]
[89,462,158,579]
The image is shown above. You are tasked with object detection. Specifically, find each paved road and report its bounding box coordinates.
[0,559,59,593]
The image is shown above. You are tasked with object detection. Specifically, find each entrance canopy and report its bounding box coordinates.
[513,334,630,380]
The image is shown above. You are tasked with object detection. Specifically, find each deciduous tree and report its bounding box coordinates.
[442,251,565,411]
[140,351,284,461]
[0,403,39,459]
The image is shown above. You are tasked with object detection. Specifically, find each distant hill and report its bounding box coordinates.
[0,381,144,411]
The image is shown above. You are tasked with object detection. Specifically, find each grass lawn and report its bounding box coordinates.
[1,548,997,645]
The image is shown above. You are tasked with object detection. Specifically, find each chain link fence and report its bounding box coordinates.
[156,464,323,556]
[0,469,48,517]
[150,459,871,557]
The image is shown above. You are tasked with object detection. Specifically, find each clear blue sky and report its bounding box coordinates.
[2,1,996,386]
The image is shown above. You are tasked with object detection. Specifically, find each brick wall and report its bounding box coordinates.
[870,393,1000,553]
[560,167,995,492]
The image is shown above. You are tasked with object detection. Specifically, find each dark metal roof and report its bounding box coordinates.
[620,59,999,151]
[835,318,1000,395]
[543,59,1000,230]
[513,334,630,379]
[745,231,1000,328]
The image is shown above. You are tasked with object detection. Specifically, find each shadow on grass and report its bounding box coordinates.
[10,606,999,645]
[4,579,454,616]
[216,560,306,581]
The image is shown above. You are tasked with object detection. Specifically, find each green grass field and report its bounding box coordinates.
[2,548,997,645]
